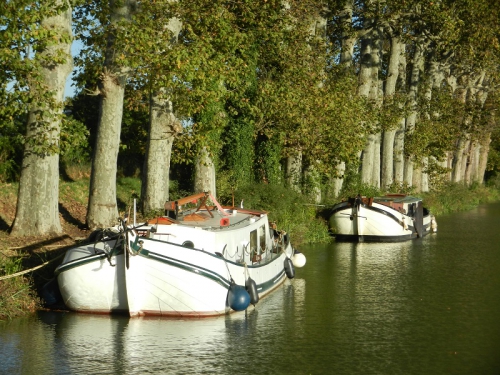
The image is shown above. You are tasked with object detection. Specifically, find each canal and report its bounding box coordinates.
[1,202,500,374]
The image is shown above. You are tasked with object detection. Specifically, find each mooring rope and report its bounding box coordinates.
[0,252,65,281]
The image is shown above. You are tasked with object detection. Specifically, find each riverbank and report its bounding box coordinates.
[1,179,499,320]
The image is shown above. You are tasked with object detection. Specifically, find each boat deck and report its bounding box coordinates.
[145,208,265,232]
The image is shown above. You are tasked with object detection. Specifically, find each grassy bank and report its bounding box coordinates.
[422,182,500,216]
[1,176,499,320]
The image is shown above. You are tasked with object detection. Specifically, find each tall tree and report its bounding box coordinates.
[358,24,382,186]
[86,0,136,229]
[10,1,73,236]
[135,10,182,213]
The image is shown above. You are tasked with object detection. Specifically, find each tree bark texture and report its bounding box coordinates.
[331,0,355,197]
[477,135,491,184]
[403,42,425,186]
[381,36,403,189]
[452,137,468,183]
[141,18,181,214]
[358,30,374,185]
[286,152,302,192]
[86,0,135,229]
[195,147,216,196]
[358,25,382,187]
[304,163,321,204]
[393,50,407,185]
[141,91,179,213]
[11,2,73,236]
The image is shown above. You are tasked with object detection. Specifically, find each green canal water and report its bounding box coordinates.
[1,203,500,375]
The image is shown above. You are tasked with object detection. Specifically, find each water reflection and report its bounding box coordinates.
[0,279,307,375]
[2,204,500,374]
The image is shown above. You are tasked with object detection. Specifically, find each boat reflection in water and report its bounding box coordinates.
[34,278,306,374]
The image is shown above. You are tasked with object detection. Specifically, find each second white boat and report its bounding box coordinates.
[329,194,437,242]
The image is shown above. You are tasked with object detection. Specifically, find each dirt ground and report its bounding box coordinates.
[0,195,91,256]
[0,194,94,316]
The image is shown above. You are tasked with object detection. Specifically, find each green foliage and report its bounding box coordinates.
[486,115,500,181]
[336,163,383,201]
[118,97,149,177]
[378,93,409,132]
[423,182,500,216]
[385,182,416,196]
[60,115,90,166]
[116,177,142,214]
[2,0,73,163]
[0,117,24,182]
[60,177,90,205]
[1,256,22,275]
[406,85,464,162]
[222,183,330,245]
[222,117,255,187]
[255,134,283,185]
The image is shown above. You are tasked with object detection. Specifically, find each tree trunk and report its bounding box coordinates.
[403,42,425,186]
[304,163,321,204]
[412,165,422,193]
[467,142,480,185]
[86,0,135,229]
[141,18,181,214]
[421,157,429,192]
[361,135,375,184]
[141,91,179,213]
[460,138,471,184]
[477,134,491,184]
[471,72,490,184]
[418,60,442,192]
[195,147,216,196]
[393,51,407,185]
[446,151,453,182]
[393,118,406,185]
[11,2,73,236]
[372,132,381,188]
[452,137,468,183]
[286,152,302,192]
[478,134,491,183]
[358,26,381,186]
[381,36,403,189]
[331,162,345,198]
[331,0,355,197]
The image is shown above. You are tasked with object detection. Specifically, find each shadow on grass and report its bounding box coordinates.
[58,203,87,230]
[0,216,10,232]
[12,235,74,255]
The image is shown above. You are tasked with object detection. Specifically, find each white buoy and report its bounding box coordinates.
[292,252,306,268]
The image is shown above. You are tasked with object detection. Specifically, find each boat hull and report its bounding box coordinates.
[54,200,301,317]
[125,233,291,317]
[56,240,129,314]
[329,196,433,242]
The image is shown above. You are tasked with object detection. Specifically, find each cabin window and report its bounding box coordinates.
[250,229,257,254]
[259,225,266,252]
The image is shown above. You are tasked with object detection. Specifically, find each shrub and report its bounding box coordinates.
[223,183,331,245]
